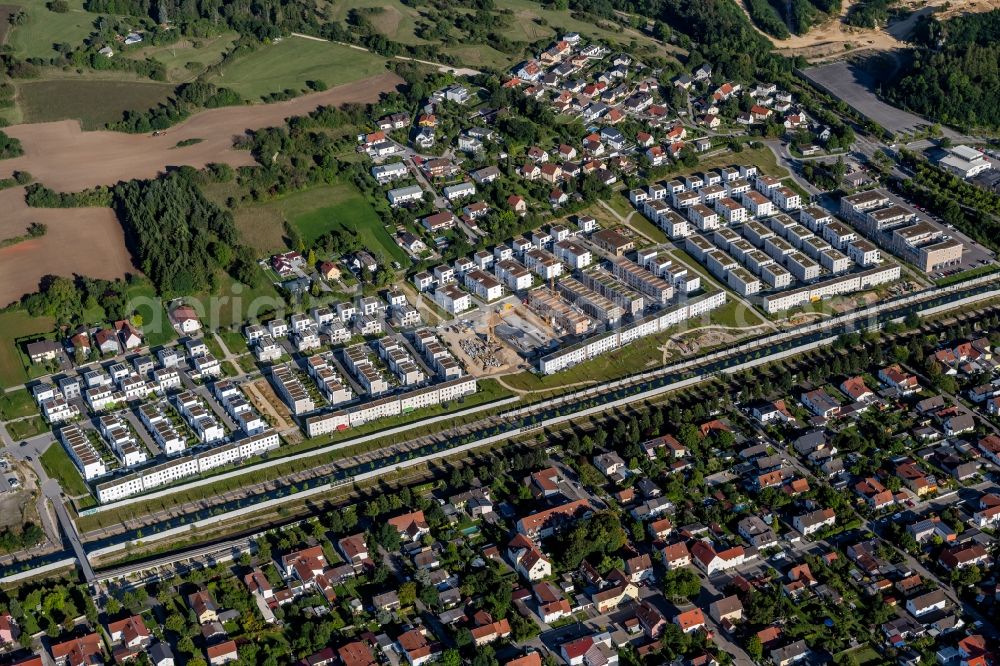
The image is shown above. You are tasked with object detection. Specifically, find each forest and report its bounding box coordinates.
[887,10,1000,130]
[112,167,260,295]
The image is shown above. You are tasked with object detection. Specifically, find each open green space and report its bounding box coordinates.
[708,299,766,328]
[126,282,178,348]
[40,441,91,498]
[494,0,647,49]
[6,415,47,439]
[192,271,284,331]
[209,37,388,100]
[0,388,37,420]
[133,32,238,82]
[688,145,784,178]
[502,331,673,393]
[325,0,427,45]
[234,181,410,266]
[7,0,99,60]
[217,329,248,354]
[17,79,174,129]
[0,310,56,388]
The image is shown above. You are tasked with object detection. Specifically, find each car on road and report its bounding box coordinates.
[20,441,27,447]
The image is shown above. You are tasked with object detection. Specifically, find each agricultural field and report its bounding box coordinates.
[6,0,100,60]
[16,79,174,128]
[131,32,238,82]
[234,181,410,266]
[209,36,389,100]
[0,187,136,309]
[0,310,55,388]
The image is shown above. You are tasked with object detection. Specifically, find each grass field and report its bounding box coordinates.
[40,442,90,498]
[0,388,36,420]
[234,182,410,266]
[7,0,99,60]
[0,310,55,388]
[126,282,177,348]
[194,271,285,330]
[6,415,47,439]
[133,32,238,82]
[325,0,427,45]
[17,79,174,129]
[210,37,388,101]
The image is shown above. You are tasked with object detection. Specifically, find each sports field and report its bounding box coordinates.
[234,182,410,266]
[210,37,389,100]
[17,79,174,129]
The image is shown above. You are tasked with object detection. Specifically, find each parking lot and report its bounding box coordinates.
[803,58,963,139]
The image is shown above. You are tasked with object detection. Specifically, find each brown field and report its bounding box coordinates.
[0,187,136,306]
[0,71,404,191]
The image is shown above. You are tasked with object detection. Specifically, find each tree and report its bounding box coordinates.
[662,567,702,599]
[746,635,764,662]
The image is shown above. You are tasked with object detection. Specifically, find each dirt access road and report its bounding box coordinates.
[0,71,404,191]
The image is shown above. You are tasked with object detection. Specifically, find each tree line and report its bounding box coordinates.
[887,10,1000,130]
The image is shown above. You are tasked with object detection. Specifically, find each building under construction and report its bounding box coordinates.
[526,287,592,336]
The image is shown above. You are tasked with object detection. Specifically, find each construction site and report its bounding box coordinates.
[437,299,561,378]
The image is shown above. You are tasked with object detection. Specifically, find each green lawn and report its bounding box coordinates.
[134,32,238,82]
[6,415,47,439]
[235,182,410,266]
[125,282,177,348]
[709,299,765,328]
[210,36,389,100]
[7,0,99,60]
[0,310,56,388]
[17,79,175,129]
[217,329,248,354]
[193,271,284,330]
[0,388,37,420]
[40,441,91,498]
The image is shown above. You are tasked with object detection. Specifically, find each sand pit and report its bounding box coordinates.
[0,71,404,191]
[0,187,136,306]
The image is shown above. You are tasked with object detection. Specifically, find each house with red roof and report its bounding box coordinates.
[471,617,511,646]
[674,608,706,633]
[515,499,591,540]
[338,641,376,666]
[661,541,691,570]
[50,633,103,666]
[855,477,895,510]
[107,615,151,652]
[840,376,874,403]
[691,541,745,575]
[0,614,17,644]
[206,640,238,666]
[397,628,434,666]
[636,600,667,638]
[879,365,919,394]
[387,511,430,541]
[507,533,552,581]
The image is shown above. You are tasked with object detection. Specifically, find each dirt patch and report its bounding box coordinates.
[739,0,1000,60]
[0,5,17,45]
[0,187,136,307]
[0,71,405,192]
[245,378,295,432]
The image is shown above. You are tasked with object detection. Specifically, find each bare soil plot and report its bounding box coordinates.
[0,187,136,307]
[0,71,404,191]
